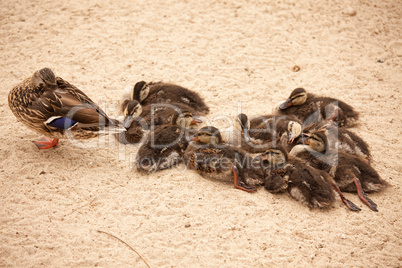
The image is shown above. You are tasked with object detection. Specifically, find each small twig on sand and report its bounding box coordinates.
[97,230,151,268]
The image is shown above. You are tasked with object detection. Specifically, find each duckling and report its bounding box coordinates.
[115,100,147,144]
[117,99,201,144]
[290,131,387,211]
[275,87,359,127]
[136,111,201,172]
[131,81,210,115]
[258,144,335,209]
[8,68,123,149]
[220,113,302,153]
[248,114,302,145]
[303,122,371,162]
[184,126,264,192]
[299,104,371,162]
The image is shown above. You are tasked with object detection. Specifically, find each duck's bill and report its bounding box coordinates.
[191,118,203,125]
[242,129,251,143]
[288,132,295,143]
[191,135,200,141]
[279,98,293,110]
[123,115,134,129]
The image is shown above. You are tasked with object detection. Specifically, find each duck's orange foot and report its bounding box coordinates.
[232,166,257,193]
[235,181,257,193]
[331,180,361,212]
[33,138,59,149]
[343,198,361,212]
[353,177,378,212]
[361,193,378,212]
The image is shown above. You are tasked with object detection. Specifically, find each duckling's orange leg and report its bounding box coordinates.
[232,165,256,193]
[33,137,59,149]
[353,177,378,212]
[330,180,360,211]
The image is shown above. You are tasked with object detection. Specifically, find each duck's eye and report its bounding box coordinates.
[310,136,321,142]
[292,94,303,100]
[199,132,212,136]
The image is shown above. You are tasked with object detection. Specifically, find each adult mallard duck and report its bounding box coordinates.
[184,126,264,192]
[290,131,388,211]
[8,67,123,149]
[274,87,359,127]
[131,81,210,115]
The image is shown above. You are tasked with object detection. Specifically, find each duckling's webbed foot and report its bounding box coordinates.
[343,198,362,212]
[353,177,378,212]
[331,181,361,212]
[232,165,256,193]
[33,137,59,149]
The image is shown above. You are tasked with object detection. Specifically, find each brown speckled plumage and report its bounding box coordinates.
[133,81,210,115]
[276,88,359,127]
[8,68,118,140]
[291,131,387,211]
[136,111,198,172]
[184,126,264,192]
[260,144,335,208]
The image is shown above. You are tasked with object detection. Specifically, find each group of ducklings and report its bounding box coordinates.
[8,68,388,211]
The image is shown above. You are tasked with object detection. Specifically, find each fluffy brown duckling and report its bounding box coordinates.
[290,131,388,211]
[136,110,202,172]
[8,67,123,149]
[131,81,209,115]
[258,144,335,209]
[116,100,147,144]
[221,113,302,153]
[117,99,200,144]
[184,126,264,192]
[302,120,371,162]
[275,87,359,127]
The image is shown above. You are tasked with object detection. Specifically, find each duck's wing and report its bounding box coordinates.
[29,79,114,130]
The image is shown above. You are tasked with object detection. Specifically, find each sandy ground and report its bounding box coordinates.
[1,0,402,267]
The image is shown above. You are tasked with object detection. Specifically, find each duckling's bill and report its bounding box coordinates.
[191,117,202,125]
[279,98,293,109]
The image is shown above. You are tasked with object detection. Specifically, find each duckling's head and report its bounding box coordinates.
[32,67,57,87]
[260,145,288,167]
[279,87,307,109]
[287,121,302,143]
[123,100,142,129]
[306,131,328,153]
[175,111,202,129]
[192,126,222,145]
[235,113,251,142]
[132,81,149,102]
